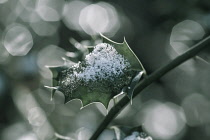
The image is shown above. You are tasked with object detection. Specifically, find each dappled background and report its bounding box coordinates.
[0,0,210,140]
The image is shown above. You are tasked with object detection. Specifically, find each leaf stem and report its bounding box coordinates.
[90,36,210,140]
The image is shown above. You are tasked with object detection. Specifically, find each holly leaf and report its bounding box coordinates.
[46,35,146,109]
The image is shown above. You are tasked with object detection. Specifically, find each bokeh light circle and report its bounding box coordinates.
[62,1,89,31]
[143,101,186,139]
[78,2,120,35]
[3,24,33,56]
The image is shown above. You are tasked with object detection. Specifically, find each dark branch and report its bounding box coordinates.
[90,36,210,140]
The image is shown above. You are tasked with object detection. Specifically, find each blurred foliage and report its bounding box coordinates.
[0,0,210,140]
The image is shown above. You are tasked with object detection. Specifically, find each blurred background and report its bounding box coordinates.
[0,0,210,140]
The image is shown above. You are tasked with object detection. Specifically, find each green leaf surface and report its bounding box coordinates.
[62,85,112,108]
[47,35,146,109]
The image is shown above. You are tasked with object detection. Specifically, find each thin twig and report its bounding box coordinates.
[90,36,210,140]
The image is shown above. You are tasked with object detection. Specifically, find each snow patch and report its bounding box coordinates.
[78,43,130,82]
[124,132,153,140]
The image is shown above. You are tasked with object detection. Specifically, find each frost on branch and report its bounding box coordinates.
[111,125,152,140]
[124,131,153,140]
[47,35,146,109]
